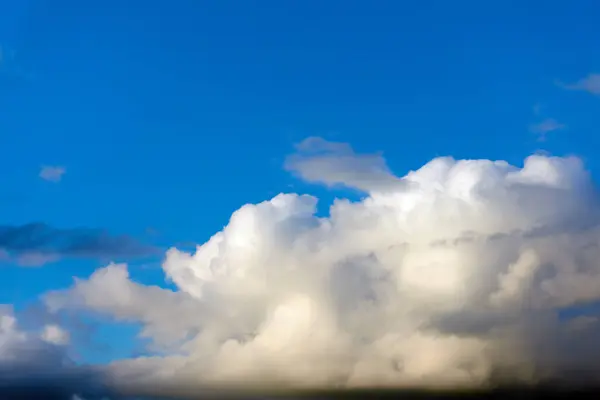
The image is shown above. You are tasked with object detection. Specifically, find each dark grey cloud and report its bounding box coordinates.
[0,223,158,266]
[0,357,117,400]
[0,314,116,400]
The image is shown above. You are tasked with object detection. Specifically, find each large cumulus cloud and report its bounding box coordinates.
[44,139,600,392]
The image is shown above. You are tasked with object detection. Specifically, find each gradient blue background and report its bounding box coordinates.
[1,0,600,363]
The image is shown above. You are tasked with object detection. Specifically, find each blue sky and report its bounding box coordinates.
[1,0,600,364]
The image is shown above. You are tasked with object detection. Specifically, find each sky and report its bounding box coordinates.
[2,0,600,397]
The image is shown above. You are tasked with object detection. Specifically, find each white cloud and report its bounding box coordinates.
[39,165,66,182]
[529,118,566,142]
[41,324,70,346]
[284,136,406,193]
[560,73,600,96]
[46,263,206,351]
[43,139,600,392]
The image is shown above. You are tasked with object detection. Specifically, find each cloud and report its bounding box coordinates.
[35,139,600,394]
[39,166,66,182]
[529,118,566,142]
[0,223,157,266]
[284,137,406,193]
[15,252,61,267]
[40,324,70,346]
[559,74,600,96]
[45,263,206,351]
[0,305,115,399]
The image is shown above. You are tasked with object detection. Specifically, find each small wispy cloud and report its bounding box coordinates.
[284,136,405,193]
[529,118,566,142]
[39,166,66,183]
[0,44,33,83]
[558,73,600,96]
[16,252,61,267]
[145,227,160,237]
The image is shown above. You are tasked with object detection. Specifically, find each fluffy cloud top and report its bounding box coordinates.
[43,139,600,393]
